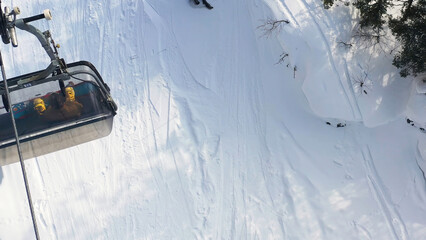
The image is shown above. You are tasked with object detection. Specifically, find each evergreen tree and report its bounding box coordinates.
[389,0,426,77]
[353,0,391,35]
[323,0,335,9]
[322,0,425,77]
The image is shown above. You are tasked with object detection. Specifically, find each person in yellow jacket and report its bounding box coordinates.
[33,86,83,122]
[61,86,83,119]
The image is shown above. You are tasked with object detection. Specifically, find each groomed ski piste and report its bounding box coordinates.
[0,0,425,239]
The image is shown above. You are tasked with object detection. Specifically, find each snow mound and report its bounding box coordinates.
[276,2,422,128]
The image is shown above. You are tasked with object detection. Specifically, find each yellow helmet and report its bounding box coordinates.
[33,98,46,114]
[65,86,75,101]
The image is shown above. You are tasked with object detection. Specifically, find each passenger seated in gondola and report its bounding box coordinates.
[33,97,58,122]
[62,86,84,119]
[33,86,83,122]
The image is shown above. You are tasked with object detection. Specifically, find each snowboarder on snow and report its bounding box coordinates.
[194,0,213,10]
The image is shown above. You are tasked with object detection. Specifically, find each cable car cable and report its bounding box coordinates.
[0,50,40,240]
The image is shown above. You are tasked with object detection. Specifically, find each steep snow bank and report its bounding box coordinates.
[273,1,422,128]
[419,139,426,161]
[417,79,426,94]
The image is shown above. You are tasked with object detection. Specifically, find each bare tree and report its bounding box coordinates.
[352,24,398,55]
[337,40,353,49]
[352,69,372,95]
[257,18,290,38]
[275,52,289,65]
[352,27,384,47]
[257,18,293,73]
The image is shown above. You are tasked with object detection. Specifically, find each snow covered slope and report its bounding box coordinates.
[0,0,425,239]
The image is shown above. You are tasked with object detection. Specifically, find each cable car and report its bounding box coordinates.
[0,7,117,166]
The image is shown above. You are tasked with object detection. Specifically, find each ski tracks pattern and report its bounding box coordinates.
[33,160,59,240]
[143,1,229,238]
[296,0,357,119]
[413,143,426,210]
[282,0,361,120]
[362,146,408,240]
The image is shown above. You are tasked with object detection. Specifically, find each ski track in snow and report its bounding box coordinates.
[343,60,364,120]
[33,159,59,240]
[142,1,207,236]
[144,1,229,238]
[295,0,357,119]
[276,0,301,28]
[281,130,327,239]
[354,220,373,240]
[413,144,426,210]
[362,146,408,240]
[307,1,363,121]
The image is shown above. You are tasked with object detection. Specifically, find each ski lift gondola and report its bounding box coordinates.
[0,5,117,166]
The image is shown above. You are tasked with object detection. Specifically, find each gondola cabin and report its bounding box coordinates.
[0,61,117,166]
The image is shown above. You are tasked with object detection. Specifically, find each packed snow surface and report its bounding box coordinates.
[0,0,425,239]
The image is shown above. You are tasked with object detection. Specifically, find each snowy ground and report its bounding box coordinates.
[0,0,425,239]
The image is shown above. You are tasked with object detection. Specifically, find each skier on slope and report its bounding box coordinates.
[194,0,213,10]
